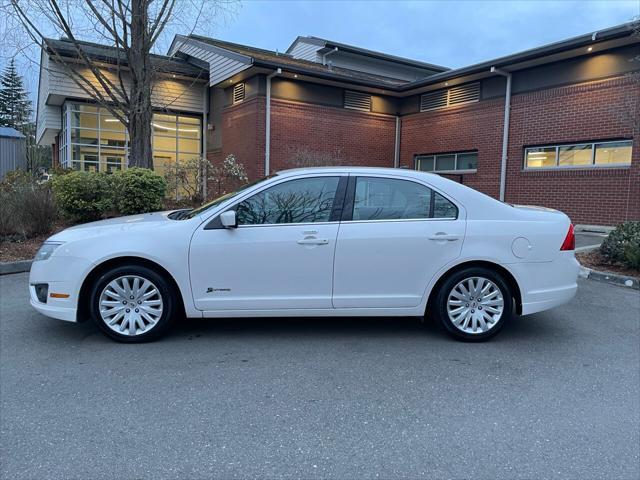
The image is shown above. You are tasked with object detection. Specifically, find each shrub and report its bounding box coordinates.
[111,167,167,215]
[600,221,640,267]
[623,241,640,269]
[0,171,57,238]
[51,171,112,222]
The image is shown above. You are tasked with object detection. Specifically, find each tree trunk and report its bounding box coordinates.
[127,0,153,169]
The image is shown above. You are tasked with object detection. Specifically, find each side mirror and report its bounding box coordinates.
[220,210,237,229]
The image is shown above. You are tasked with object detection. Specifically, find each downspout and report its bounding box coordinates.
[201,85,209,200]
[265,68,282,176]
[491,66,512,202]
[394,116,401,168]
[322,47,338,66]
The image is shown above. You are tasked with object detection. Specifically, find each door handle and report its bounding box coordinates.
[297,238,329,245]
[428,233,461,241]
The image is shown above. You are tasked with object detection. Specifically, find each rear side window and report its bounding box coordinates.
[235,176,340,225]
[351,177,457,221]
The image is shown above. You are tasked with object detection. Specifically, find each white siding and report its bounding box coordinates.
[171,37,252,86]
[288,40,321,62]
[36,52,206,144]
[36,53,62,145]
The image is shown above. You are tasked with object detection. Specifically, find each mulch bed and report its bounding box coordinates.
[576,250,640,279]
[0,222,70,263]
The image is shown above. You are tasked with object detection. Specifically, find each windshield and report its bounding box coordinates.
[181,175,275,220]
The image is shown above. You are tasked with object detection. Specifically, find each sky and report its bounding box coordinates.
[208,0,639,70]
[2,0,639,106]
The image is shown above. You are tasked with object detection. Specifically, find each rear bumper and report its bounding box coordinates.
[510,252,580,316]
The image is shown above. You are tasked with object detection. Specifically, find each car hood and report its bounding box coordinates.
[48,211,179,243]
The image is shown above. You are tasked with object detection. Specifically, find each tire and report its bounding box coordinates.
[432,267,513,342]
[89,265,177,343]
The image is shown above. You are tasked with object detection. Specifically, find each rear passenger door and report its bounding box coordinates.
[332,175,465,309]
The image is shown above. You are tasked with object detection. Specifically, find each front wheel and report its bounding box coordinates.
[89,265,177,342]
[432,267,513,342]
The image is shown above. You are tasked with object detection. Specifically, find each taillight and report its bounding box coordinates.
[560,223,575,251]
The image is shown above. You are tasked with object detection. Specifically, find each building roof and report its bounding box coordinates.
[188,35,411,87]
[0,127,25,139]
[399,21,638,91]
[288,36,450,72]
[44,38,208,79]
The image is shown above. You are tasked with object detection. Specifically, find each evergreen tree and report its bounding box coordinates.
[0,59,32,134]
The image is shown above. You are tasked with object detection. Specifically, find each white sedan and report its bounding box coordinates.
[29,167,579,342]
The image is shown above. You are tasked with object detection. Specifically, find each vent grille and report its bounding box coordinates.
[420,82,480,112]
[344,90,371,112]
[449,83,480,106]
[420,90,448,112]
[232,83,245,104]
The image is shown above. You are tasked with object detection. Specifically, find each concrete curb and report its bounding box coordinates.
[0,260,32,276]
[579,266,639,290]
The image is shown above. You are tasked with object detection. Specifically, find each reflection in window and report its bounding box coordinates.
[352,177,457,221]
[354,177,432,221]
[236,177,340,225]
[559,144,592,166]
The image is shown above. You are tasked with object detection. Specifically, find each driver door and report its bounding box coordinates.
[189,175,346,312]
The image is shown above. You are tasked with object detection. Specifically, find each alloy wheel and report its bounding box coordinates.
[446,276,504,334]
[98,275,164,336]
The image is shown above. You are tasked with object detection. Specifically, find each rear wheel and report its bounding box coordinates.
[432,267,512,341]
[89,265,176,342]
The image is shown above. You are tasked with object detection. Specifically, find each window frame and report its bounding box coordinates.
[414,151,478,174]
[341,175,459,223]
[524,140,633,170]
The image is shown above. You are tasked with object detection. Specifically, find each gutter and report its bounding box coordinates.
[394,116,401,168]
[491,67,512,202]
[322,47,338,66]
[265,68,282,176]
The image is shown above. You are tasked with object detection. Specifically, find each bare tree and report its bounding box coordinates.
[5,0,236,168]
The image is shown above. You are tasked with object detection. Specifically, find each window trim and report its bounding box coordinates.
[414,151,478,174]
[341,175,459,223]
[524,139,633,171]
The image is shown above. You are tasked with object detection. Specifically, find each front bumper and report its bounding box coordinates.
[29,256,94,323]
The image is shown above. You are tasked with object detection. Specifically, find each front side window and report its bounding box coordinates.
[525,140,632,169]
[415,151,478,173]
[235,177,340,225]
[352,177,457,221]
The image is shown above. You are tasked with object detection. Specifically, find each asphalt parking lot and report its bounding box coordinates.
[1,273,638,480]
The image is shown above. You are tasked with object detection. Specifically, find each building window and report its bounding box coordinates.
[152,114,202,177]
[415,151,478,173]
[525,140,632,169]
[420,83,480,112]
[59,102,201,173]
[61,103,127,172]
[344,90,372,112]
[233,83,245,104]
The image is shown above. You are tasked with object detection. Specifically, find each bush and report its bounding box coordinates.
[0,170,57,238]
[600,221,640,267]
[111,167,167,215]
[623,242,640,269]
[51,171,112,222]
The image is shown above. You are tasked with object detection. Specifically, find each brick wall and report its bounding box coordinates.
[208,76,638,226]
[506,76,639,225]
[206,96,265,196]
[269,99,396,172]
[400,75,639,225]
[399,99,505,198]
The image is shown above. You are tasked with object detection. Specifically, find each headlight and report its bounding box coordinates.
[34,242,63,262]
